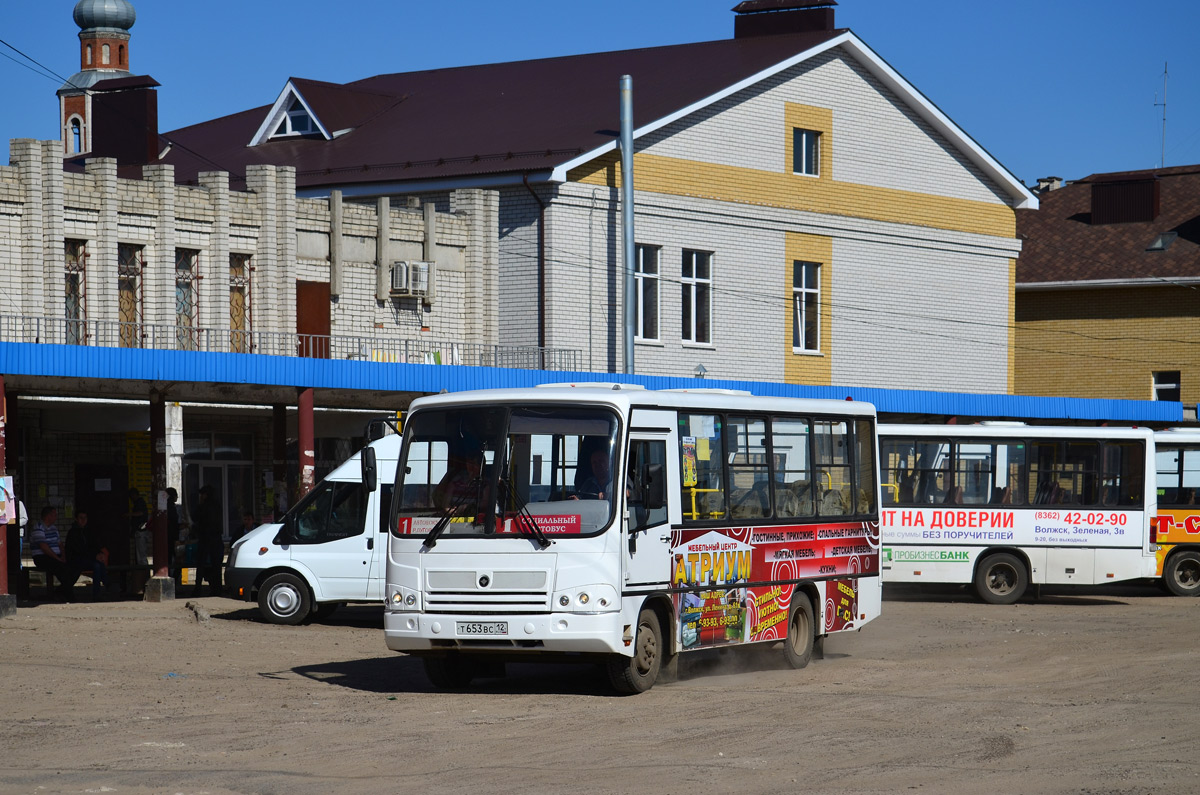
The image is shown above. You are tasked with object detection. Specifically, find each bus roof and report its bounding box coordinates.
[880,423,1154,441]
[407,386,877,418]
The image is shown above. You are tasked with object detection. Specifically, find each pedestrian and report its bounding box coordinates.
[192,485,224,597]
[29,506,77,600]
[127,488,150,566]
[66,510,110,600]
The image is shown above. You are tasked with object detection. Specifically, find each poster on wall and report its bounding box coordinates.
[0,476,14,524]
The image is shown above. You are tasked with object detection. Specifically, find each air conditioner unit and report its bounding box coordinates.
[389,261,410,295]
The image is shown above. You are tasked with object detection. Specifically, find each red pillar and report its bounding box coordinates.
[298,388,315,499]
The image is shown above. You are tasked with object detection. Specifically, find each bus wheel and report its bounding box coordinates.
[974,553,1027,605]
[258,573,312,625]
[423,655,475,689]
[607,608,662,694]
[782,595,814,669]
[1164,551,1200,597]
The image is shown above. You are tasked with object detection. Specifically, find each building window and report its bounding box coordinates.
[1154,371,1182,402]
[101,44,110,65]
[230,253,252,353]
[65,239,87,345]
[175,248,200,351]
[117,243,144,348]
[681,249,712,345]
[792,260,820,352]
[274,97,315,137]
[70,119,82,155]
[635,244,660,341]
[85,44,92,65]
[118,44,125,67]
[793,128,820,176]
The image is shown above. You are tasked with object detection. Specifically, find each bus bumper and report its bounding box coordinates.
[384,610,628,655]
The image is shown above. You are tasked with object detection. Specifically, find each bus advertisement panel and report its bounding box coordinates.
[1153,430,1200,596]
[879,424,1156,604]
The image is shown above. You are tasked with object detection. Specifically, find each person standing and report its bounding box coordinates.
[192,485,224,597]
[66,511,109,600]
[30,506,77,600]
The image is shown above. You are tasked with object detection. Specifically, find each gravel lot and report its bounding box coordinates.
[1,582,1197,794]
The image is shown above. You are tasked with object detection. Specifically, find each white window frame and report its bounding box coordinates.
[635,244,660,342]
[793,260,820,353]
[681,249,713,345]
[1154,371,1181,402]
[793,128,821,177]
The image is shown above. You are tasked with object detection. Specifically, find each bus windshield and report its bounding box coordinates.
[393,404,621,538]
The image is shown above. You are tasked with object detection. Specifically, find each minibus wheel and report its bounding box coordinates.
[607,607,662,694]
[258,572,312,625]
[782,595,814,669]
[1164,550,1200,597]
[974,553,1027,605]
[423,655,475,689]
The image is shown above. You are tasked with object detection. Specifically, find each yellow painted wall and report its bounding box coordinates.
[784,232,833,386]
[568,151,1015,240]
[1014,286,1200,402]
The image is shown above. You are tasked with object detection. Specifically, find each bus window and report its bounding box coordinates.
[680,413,725,522]
[728,416,770,519]
[855,419,877,514]
[1102,440,1144,506]
[771,417,814,518]
[628,439,668,530]
[813,420,851,516]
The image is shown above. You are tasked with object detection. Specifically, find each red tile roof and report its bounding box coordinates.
[158,30,845,190]
[1016,165,1200,284]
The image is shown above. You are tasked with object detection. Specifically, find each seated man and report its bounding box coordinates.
[576,448,614,500]
[30,506,78,600]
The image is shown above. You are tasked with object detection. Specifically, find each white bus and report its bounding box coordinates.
[879,424,1157,604]
[383,385,882,693]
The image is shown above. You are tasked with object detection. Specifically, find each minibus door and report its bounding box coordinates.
[624,429,676,588]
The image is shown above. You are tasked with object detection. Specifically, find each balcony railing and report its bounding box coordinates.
[0,315,582,371]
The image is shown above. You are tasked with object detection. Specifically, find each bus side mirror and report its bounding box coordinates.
[361,446,378,493]
[642,463,665,510]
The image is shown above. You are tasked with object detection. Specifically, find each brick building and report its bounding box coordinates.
[1014,166,1200,413]
[156,1,1036,390]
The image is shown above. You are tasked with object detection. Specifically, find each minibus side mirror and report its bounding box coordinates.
[642,463,665,510]
[361,446,378,493]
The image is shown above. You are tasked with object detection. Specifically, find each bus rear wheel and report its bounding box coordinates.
[974,553,1027,605]
[606,608,662,695]
[782,595,814,669]
[423,655,476,689]
[1164,550,1200,597]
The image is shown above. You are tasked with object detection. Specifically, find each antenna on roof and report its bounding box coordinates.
[1154,62,1167,169]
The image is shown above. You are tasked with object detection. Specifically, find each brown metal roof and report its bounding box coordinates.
[1016,165,1200,284]
[732,0,837,12]
[158,30,844,190]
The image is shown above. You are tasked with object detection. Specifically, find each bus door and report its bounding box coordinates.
[624,413,678,588]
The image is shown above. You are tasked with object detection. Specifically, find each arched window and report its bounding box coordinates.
[86,44,92,65]
[71,119,82,155]
[119,44,125,66]
[102,44,110,65]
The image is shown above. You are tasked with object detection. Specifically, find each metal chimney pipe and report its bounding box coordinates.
[620,75,635,375]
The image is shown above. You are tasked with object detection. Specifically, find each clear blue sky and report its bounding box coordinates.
[1,0,1196,186]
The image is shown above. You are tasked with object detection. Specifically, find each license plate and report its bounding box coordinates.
[456,621,508,636]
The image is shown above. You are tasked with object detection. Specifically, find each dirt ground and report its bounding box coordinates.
[1,582,1198,795]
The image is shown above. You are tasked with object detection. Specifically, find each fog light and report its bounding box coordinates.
[559,595,570,606]
[578,593,590,605]
[405,594,417,606]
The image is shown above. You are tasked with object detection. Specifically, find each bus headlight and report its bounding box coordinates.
[552,585,618,614]
[388,586,420,611]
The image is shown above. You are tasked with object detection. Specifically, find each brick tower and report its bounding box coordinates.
[58,0,137,156]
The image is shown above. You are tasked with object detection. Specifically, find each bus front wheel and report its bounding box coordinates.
[1164,550,1200,597]
[782,595,814,669]
[974,553,1027,605]
[607,608,663,694]
[423,655,475,689]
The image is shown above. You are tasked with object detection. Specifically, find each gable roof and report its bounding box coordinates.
[1016,164,1200,288]
[157,30,1034,209]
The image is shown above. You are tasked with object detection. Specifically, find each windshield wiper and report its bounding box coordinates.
[422,480,480,550]
[500,475,551,549]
